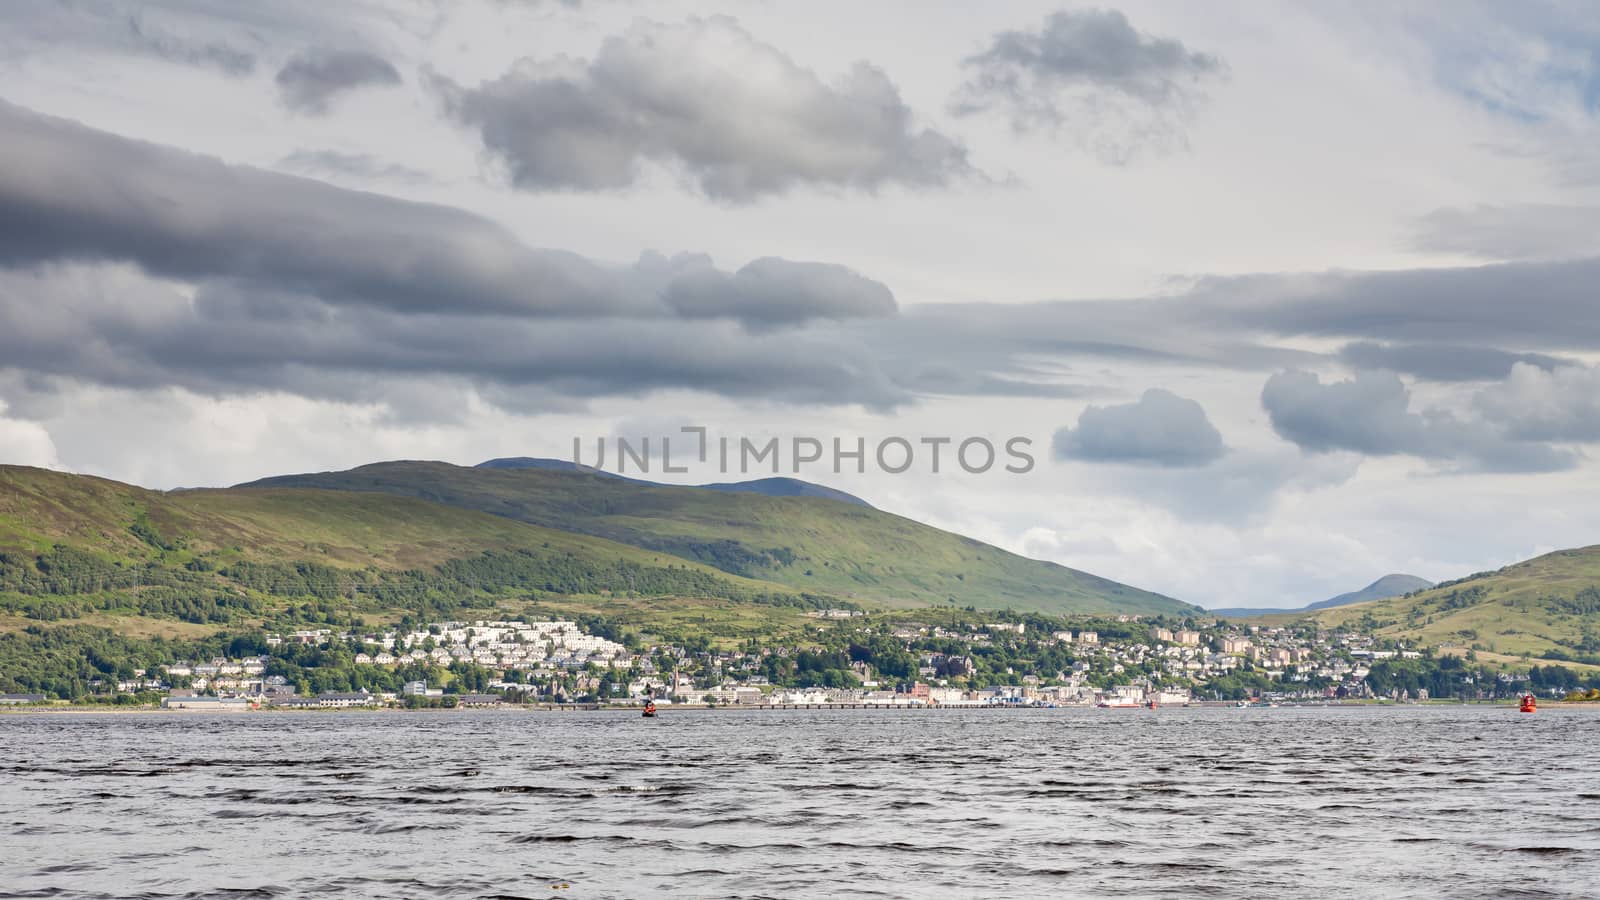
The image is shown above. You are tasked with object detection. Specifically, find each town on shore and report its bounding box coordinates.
[7,609,1586,711]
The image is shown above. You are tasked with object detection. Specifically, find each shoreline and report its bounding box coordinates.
[5,700,1595,715]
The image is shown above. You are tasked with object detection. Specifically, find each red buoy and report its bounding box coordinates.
[1519,693,1537,713]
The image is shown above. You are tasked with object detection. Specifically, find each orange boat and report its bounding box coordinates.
[1519,693,1537,713]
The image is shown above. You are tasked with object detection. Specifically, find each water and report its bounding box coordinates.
[1,707,1597,899]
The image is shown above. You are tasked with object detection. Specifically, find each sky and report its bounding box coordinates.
[2,0,1599,609]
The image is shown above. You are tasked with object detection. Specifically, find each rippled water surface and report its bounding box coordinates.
[3,707,1598,899]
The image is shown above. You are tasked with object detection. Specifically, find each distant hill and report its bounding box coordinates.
[1308,574,1434,611]
[474,457,872,508]
[1213,574,1433,617]
[241,460,1193,616]
[1300,548,1600,660]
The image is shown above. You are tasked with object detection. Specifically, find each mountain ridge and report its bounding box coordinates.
[1212,573,1434,618]
[238,459,1193,616]
[0,464,817,638]
[474,457,873,508]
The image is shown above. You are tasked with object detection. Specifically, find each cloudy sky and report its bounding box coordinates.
[3,0,1599,608]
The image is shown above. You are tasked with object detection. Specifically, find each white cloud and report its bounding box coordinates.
[434,15,976,201]
[1474,362,1600,442]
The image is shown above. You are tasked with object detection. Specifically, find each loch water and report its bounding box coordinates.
[2,706,1598,899]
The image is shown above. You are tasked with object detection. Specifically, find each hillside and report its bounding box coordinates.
[240,461,1192,616]
[0,465,821,638]
[1213,574,1433,617]
[476,457,872,507]
[694,477,870,508]
[1301,547,1600,660]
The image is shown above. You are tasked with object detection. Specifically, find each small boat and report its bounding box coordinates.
[642,700,657,718]
[1519,693,1537,714]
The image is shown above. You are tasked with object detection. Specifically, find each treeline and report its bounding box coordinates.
[0,547,207,595]
[0,588,267,624]
[0,625,229,700]
[0,543,845,628]
[1551,587,1600,617]
[637,538,797,577]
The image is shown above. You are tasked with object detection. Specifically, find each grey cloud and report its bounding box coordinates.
[870,299,1322,375]
[698,249,1600,404]
[1413,204,1600,262]
[1336,341,1573,382]
[277,149,433,184]
[893,367,1096,400]
[1184,257,1600,351]
[1101,448,1359,524]
[1054,388,1224,467]
[0,101,930,415]
[897,255,1600,371]
[125,11,256,74]
[0,99,628,319]
[434,16,975,201]
[1473,362,1600,442]
[663,258,896,326]
[12,98,1600,435]
[276,48,401,115]
[0,101,898,330]
[0,266,913,414]
[0,1,258,74]
[1261,370,1577,473]
[951,8,1224,162]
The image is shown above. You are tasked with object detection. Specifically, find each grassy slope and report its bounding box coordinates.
[242,461,1192,616]
[0,465,804,624]
[1,465,783,578]
[1302,546,1600,657]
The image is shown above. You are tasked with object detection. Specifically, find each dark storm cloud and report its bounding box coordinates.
[433,16,975,201]
[1336,341,1573,382]
[1054,389,1225,467]
[1260,370,1577,473]
[275,48,402,115]
[951,8,1224,162]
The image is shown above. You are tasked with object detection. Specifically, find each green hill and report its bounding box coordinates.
[0,465,822,637]
[241,461,1191,616]
[1303,547,1600,660]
